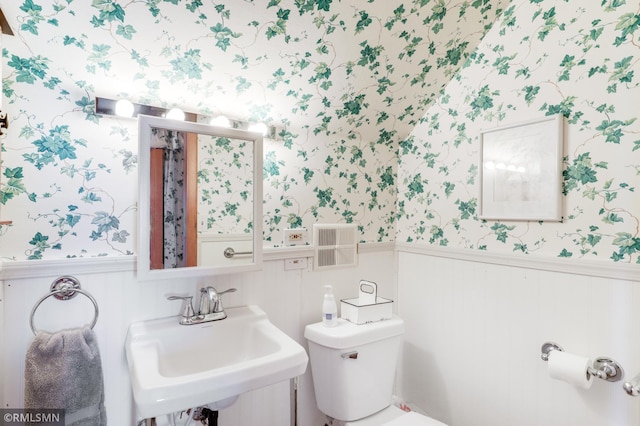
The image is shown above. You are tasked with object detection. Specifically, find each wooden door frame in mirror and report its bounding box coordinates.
[137,114,263,280]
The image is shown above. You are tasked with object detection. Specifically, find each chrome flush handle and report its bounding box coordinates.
[341,351,358,360]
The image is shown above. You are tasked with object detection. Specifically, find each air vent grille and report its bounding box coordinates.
[313,224,358,270]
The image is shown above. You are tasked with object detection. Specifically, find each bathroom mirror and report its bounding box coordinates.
[138,115,263,280]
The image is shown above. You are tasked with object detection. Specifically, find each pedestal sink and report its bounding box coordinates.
[125,305,308,419]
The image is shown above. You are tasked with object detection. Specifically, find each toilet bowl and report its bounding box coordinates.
[304,317,448,426]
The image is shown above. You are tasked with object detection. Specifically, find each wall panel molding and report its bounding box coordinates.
[0,256,137,280]
[396,242,640,282]
[3,241,634,281]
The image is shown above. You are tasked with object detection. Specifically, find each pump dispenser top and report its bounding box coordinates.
[322,285,338,327]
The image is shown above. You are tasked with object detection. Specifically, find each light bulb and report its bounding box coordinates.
[248,122,268,136]
[210,115,231,128]
[114,99,134,117]
[166,108,185,121]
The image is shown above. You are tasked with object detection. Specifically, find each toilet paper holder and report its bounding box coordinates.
[540,342,624,382]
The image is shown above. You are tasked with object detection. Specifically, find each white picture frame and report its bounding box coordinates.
[478,114,564,221]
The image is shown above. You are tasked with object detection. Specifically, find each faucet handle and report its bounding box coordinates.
[213,288,237,313]
[167,295,196,321]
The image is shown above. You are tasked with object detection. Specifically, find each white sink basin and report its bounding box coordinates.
[125,305,308,419]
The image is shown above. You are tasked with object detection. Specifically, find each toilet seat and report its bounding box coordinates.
[382,411,447,426]
[342,405,447,426]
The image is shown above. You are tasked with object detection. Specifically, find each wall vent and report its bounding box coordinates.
[313,224,358,270]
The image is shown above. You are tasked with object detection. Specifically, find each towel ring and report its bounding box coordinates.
[29,276,99,335]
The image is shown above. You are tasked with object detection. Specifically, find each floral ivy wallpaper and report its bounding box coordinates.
[0,0,636,265]
[0,0,507,260]
[397,0,640,263]
[197,135,253,235]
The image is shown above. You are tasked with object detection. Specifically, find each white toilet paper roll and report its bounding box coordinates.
[548,350,594,389]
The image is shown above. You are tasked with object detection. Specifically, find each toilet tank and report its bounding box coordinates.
[304,317,404,421]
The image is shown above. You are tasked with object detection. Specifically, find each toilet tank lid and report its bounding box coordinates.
[304,316,404,349]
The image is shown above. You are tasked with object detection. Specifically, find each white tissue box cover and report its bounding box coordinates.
[340,296,393,324]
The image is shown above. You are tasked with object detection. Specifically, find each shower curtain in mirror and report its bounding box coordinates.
[151,128,186,268]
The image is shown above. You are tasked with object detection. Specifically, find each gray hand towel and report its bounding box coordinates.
[24,326,107,426]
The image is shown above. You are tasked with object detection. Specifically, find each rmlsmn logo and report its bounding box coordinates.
[1,409,64,425]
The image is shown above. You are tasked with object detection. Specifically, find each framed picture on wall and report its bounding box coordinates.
[478,114,564,221]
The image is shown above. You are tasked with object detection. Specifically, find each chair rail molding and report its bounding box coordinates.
[396,242,640,282]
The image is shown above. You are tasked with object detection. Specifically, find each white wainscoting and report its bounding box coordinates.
[5,246,634,426]
[396,251,640,426]
[0,247,397,426]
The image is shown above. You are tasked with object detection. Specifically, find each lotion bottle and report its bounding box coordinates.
[322,284,338,327]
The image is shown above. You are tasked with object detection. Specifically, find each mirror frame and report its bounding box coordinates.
[137,114,263,280]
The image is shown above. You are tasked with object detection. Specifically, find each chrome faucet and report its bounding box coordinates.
[199,286,237,317]
[167,286,237,325]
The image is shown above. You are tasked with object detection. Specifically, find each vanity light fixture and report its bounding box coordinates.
[95,97,180,121]
[95,96,280,139]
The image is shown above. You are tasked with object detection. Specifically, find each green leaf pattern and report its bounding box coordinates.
[0,0,638,264]
[398,0,639,263]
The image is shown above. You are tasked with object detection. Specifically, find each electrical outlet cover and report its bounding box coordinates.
[284,229,307,246]
[284,257,308,270]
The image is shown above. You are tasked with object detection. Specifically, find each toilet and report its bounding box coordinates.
[304,316,447,426]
